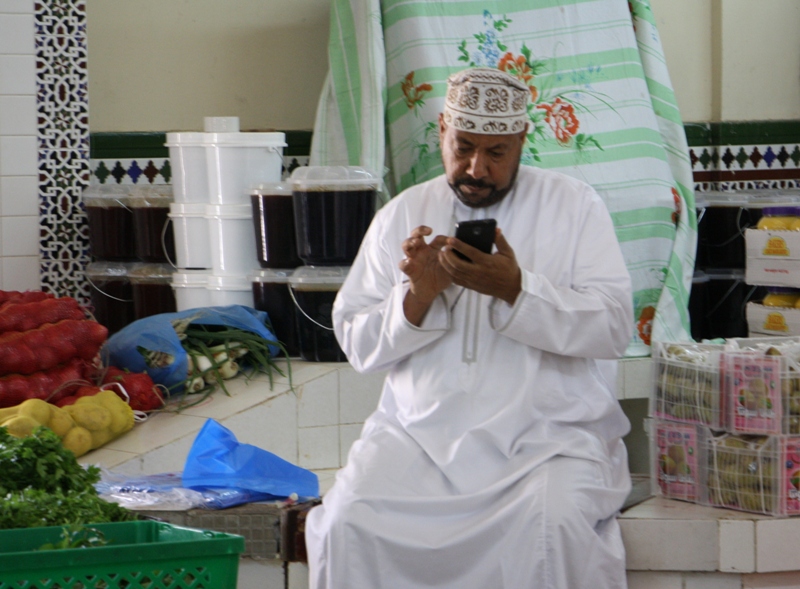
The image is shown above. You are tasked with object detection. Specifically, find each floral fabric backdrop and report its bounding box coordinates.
[310,0,697,357]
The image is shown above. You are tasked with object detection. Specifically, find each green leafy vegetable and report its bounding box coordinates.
[0,426,136,529]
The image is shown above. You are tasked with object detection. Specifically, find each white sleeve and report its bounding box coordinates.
[332,211,453,373]
[488,192,634,359]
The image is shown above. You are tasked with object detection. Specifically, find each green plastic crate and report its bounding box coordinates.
[0,520,245,588]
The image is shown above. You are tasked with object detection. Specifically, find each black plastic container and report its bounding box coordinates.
[288,266,348,362]
[704,270,767,339]
[290,166,379,266]
[688,271,710,341]
[250,183,302,269]
[129,263,177,320]
[84,261,136,335]
[82,190,136,261]
[131,194,176,263]
[251,269,299,356]
[697,204,761,270]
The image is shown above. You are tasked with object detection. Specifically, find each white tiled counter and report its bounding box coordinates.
[79,357,653,478]
[621,496,800,588]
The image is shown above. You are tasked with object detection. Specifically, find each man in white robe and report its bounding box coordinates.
[305,67,634,589]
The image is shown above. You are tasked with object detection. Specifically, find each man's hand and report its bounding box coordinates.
[441,228,521,305]
[399,226,453,325]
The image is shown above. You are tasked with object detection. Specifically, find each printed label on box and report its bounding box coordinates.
[729,354,782,434]
[656,422,698,501]
[761,311,791,333]
[762,236,791,257]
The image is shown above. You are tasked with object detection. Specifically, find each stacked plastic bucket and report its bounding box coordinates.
[255,166,381,362]
[82,183,177,335]
[166,117,286,311]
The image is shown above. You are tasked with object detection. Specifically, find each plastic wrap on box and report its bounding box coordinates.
[728,336,800,434]
[705,432,781,516]
[651,341,726,429]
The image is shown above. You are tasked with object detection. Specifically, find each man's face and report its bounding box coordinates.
[439,114,527,208]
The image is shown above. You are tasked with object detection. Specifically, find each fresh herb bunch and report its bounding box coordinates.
[0,426,100,495]
[0,426,136,529]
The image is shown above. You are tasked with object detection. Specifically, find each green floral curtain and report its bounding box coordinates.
[310,0,697,357]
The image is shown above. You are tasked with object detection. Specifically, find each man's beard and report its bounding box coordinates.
[449,164,519,208]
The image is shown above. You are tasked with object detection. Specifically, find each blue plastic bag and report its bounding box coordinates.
[182,419,319,501]
[102,305,280,394]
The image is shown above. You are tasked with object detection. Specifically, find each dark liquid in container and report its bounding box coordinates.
[133,283,177,320]
[252,282,300,356]
[133,207,176,263]
[251,193,302,269]
[697,207,761,270]
[89,278,135,335]
[291,288,346,362]
[293,189,375,266]
[704,277,766,339]
[86,206,137,261]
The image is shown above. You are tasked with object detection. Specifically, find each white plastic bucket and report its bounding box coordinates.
[206,132,286,205]
[207,273,253,307]
[205,203,259,275]
[169,202,211,269]
[165,132,210,204]
[172,270,211,311]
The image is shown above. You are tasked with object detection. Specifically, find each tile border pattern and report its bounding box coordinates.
[686,121,800,192]
[35,0,91,300]
[88,131,312,185]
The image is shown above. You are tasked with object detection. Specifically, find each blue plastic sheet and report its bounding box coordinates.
[102,305,280,394]
[182,419,319,501]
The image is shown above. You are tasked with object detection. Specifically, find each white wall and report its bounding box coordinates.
[718,0,800,121]
[0,0,42,292]
[649,0,714,123]
[86,0,331,132]
[650,0,800,123]
[86,1,800,131]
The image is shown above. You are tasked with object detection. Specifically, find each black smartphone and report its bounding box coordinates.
[454,219,497,261]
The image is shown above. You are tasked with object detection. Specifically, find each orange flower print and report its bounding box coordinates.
[401,71,433,110]
[637,306,656,346]
[497,52,538,102]
[536,98,580,144]
[671,187,681,226]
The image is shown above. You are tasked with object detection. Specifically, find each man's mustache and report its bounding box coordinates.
[455,178,493,189]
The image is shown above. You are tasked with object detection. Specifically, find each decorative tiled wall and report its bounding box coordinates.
[686,121,800,192]
[89,130,311,185]
[36,0,90,299]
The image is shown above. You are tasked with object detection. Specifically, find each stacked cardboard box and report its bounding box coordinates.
[650,337,800,516]
[746,228,800,336]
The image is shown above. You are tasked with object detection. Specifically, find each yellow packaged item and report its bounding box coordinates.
[756,206,800,231]
[763,288,800,308]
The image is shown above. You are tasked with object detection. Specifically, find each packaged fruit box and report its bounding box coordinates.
[651,419,705,502]
[726,336,800,434]
[705,432,782,515]
[651,341,727,429]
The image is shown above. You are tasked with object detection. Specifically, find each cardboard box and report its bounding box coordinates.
[747,302,800,337]
[652,420,704,502]
[745,228,800,287]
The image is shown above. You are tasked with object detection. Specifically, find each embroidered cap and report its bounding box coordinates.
[443,67,530,135]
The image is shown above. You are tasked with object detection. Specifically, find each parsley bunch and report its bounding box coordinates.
[0,426,136,529]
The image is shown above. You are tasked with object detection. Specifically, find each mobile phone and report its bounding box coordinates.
[454,219,497,262]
